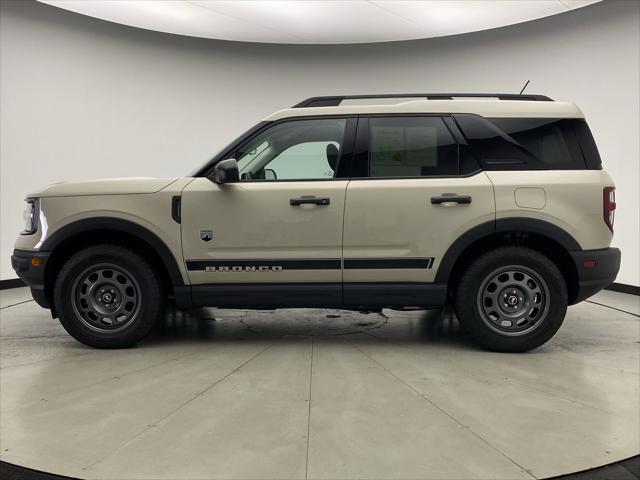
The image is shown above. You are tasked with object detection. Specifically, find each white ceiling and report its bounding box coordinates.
[38,0,602,44]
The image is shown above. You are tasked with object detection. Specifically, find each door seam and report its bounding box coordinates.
[341,179,350,305]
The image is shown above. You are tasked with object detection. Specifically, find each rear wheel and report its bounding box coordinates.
[53,245,165,348]
[455,247,567,352]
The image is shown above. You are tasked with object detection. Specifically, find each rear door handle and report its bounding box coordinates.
[431,193,472,205]
[290,196,330,206]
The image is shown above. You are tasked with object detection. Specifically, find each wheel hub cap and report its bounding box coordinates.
[101,292,114,303]
[500,287,526,312]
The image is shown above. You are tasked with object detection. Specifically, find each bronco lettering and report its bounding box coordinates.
[205,265,283,272]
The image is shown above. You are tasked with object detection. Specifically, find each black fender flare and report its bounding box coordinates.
[434,218,582,283]
[40,217,185,286]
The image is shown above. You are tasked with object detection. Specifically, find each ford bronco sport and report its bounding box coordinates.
[12,93,621,352]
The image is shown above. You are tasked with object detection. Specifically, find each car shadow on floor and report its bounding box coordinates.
[142,304,481,350]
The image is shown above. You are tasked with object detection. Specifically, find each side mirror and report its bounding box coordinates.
[210,158,240,184]
[264,169,277,180]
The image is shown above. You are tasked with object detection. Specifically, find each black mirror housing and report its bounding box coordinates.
[211,158,240,184]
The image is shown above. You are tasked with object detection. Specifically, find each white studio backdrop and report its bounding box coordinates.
[1,0,638,285]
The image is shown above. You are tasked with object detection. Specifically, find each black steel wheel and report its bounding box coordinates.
[477,265,550,336]
[54,245,165,348]
[71,264,141,333]
[455,247,567,352]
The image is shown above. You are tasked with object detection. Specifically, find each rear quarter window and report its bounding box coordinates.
[453,114,597,170]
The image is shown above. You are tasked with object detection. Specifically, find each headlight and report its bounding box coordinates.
[21,198,39,235]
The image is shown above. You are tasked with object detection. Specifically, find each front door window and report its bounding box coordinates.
[235,118,347,181]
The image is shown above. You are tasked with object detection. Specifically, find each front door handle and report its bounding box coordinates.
[290,196,330,206]
[431,193,472,205]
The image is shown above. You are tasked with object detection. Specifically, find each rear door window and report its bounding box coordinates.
[368,116,459,177]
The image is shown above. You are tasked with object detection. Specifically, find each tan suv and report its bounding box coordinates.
[11,93,621,352]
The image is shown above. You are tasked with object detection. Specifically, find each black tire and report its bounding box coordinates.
[454,246,567,352]
[53,245,165,348]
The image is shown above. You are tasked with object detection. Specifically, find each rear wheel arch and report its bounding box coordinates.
[437,219,580,304]
[41,218,184,307]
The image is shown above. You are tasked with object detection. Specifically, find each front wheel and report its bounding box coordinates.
[454,247,567,352]
[53,245,165,348]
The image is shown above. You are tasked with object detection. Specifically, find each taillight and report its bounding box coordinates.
[603,186,616,232]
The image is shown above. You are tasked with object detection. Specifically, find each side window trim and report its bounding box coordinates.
[351,116,369,178]
[442,116,465,145]
[335,117,358,179]
[443,116,482,176]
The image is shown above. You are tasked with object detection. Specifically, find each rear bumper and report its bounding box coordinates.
[11,249,51,308]
[570,247,621,304]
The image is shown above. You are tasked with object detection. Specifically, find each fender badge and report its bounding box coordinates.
[199,229,213,242]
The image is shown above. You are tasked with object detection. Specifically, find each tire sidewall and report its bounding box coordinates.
[54,246,163,348]
[455,247,567,352]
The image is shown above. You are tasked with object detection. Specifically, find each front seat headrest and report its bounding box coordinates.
[326,143,340,172]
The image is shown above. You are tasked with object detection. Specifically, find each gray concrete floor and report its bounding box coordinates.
[0,287,638,480]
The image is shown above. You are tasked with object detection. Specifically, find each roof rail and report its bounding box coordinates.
[292,93,553,108]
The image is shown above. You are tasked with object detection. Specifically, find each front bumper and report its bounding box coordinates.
[11,249,51,308]
[570,247,621,304]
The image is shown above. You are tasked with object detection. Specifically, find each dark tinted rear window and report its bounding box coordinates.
[572,119,602,169]
[454,115,600,170]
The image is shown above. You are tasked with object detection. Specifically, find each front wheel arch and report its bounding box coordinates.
[42,218,184,310]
